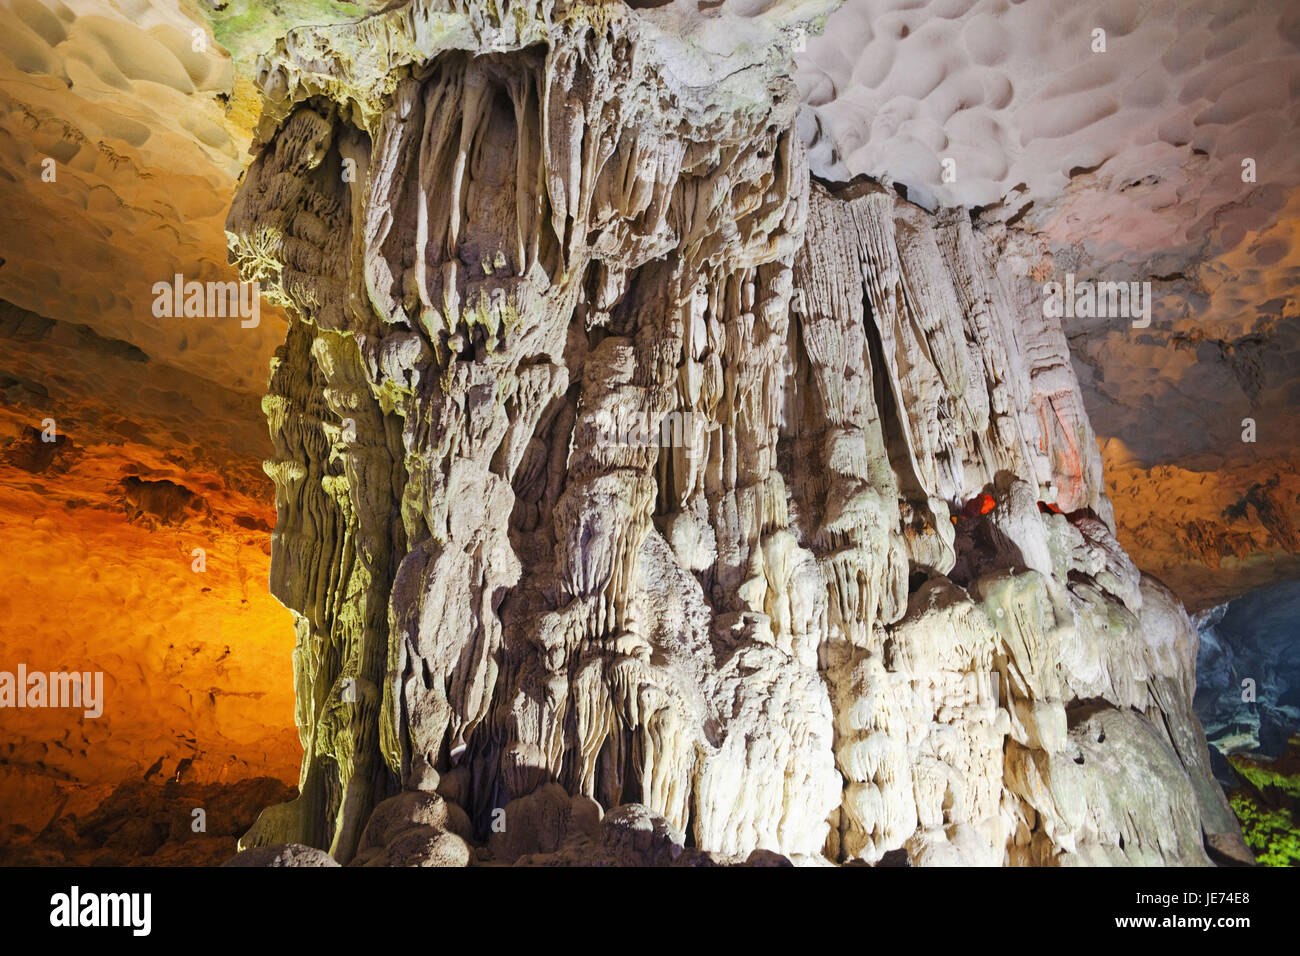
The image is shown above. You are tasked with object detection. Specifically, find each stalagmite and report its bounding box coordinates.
[226,0,1249,866]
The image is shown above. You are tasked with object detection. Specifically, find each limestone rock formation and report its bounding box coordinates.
[221,842,339,867]
[792,0,1300,607]
[225,0,1249,866]
[1195,582,1300,768]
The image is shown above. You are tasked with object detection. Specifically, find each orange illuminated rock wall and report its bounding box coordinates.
[1102,442,1300,612]
[0,301,298,834]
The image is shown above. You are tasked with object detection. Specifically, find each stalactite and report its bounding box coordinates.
[227,0,1248,867]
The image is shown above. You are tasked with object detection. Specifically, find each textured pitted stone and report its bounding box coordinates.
[227,0,1246,867]
[359,790,470,850]
[221,843,340,867]
[595,804,686,864]
[364,826,471,867]
[487,783,602,863]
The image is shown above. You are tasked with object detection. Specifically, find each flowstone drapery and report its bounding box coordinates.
[226,0,1249,866]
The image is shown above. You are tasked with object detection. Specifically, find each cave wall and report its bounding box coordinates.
[0,300,299,839]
